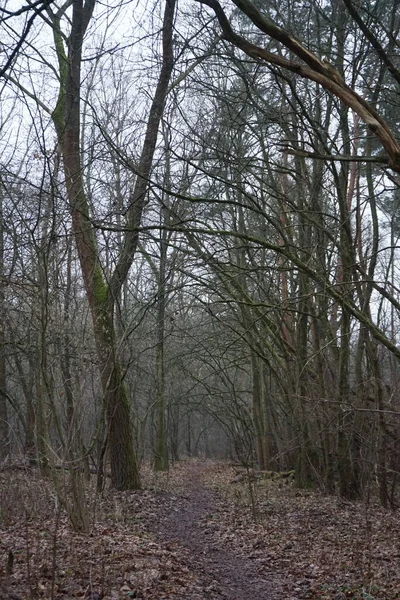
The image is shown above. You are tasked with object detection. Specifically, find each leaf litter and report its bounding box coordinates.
[1,461,400,599]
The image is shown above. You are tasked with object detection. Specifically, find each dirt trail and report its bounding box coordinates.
[150,462,284,599]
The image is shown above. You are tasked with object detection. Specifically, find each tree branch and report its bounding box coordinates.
[342,0,400,86]
[279,144,388,164]
[194,0,400,173]
[109,0,177,302]
[0,0,54,78]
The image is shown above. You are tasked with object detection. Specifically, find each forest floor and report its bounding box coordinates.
[1,460,400,599]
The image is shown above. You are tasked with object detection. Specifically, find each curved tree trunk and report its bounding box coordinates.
[48,0,175,488]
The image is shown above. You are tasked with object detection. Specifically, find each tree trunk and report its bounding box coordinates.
[251,351,267,469]
[0,190,8,461]
[48,0,175,488]
[51,0,140,490]
[154,219,169,471]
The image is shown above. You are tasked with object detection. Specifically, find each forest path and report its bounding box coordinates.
[147,461,285,599]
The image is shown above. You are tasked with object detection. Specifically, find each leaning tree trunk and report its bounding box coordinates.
[49,0,176,489]
[51,0,140,490]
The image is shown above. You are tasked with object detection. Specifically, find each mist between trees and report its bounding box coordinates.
[1,0,400,525]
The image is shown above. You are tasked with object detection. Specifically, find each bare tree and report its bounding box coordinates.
[47,0,176,488]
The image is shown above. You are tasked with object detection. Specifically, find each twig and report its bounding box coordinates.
[279,144,387,164]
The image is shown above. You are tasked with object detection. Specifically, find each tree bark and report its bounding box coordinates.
[0,190,9,461]
[51,0,140,490]
[154,212,169,472]
[49,0,176,488]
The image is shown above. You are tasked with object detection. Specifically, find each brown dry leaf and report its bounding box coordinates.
[2,461,400,599]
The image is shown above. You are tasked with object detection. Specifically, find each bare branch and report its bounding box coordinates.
[194,0,400,173]
[342,0,400,86]
[0,1,55,78]
[279,144,388,164]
